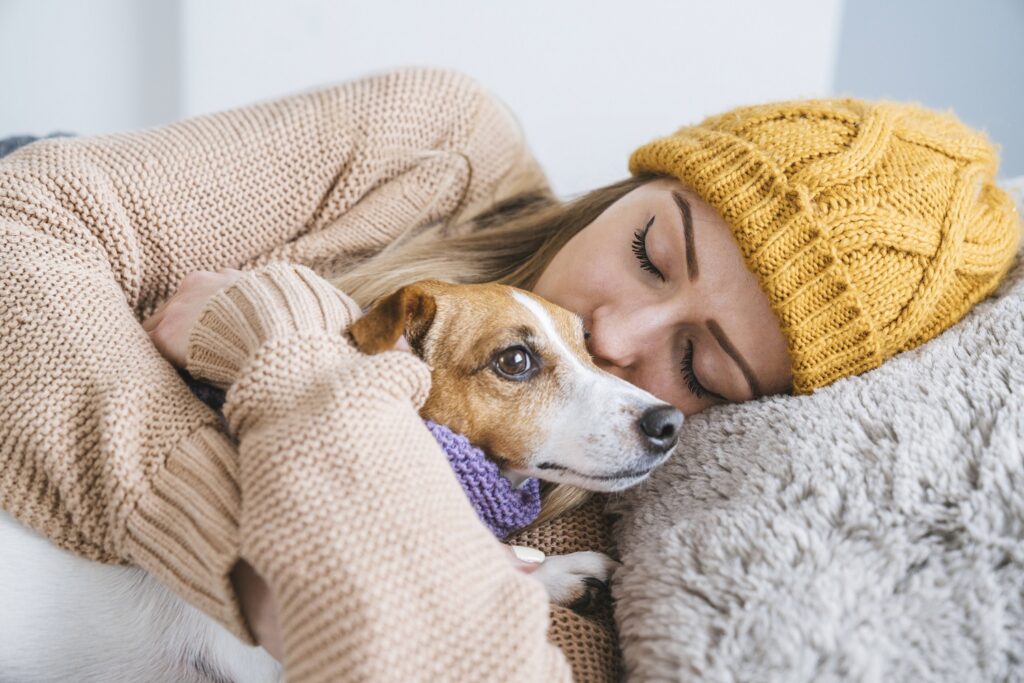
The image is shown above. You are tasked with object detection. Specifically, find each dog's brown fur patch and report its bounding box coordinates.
[351,280,592,471]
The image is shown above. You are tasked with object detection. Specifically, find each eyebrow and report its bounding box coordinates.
[671,190,762,400]
[707,319,763,399]
[672,192,697,281]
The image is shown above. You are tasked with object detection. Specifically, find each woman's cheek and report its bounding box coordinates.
[582,242,626,294]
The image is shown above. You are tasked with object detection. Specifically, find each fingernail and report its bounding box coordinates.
[511,545,545,564]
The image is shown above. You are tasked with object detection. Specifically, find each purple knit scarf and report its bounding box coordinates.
[181,372,540,539]
[424,421,541,539]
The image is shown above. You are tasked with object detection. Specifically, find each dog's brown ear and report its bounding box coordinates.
[348,284,437,356]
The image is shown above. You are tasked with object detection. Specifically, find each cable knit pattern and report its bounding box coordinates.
[630,99,1022,393]
[0,67,617,682]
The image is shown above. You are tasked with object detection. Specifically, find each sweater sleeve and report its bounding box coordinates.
[0,66,559,673]
[185,262,571,681]
[0,66,548,320]
[0,218,255,642]
[0,66,577,679]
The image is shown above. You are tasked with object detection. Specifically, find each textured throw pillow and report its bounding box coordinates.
[610,179,1024,681]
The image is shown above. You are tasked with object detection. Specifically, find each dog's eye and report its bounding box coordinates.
[492,346,536,380]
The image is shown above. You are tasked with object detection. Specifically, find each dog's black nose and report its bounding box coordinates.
[638,405,683,452]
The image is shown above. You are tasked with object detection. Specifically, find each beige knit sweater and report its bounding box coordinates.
[0,67,618,681]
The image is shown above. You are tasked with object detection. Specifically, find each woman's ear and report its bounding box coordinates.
[348,284,437,356]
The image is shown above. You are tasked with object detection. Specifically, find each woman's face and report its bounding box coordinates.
[532,178,793,416]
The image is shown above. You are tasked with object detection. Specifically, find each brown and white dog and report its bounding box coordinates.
[0,281,682,683]
[350,280,683,492]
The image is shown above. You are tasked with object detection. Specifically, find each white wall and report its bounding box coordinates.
[1,0,842,195]
[0,0,180,135]
[178,0,843,195]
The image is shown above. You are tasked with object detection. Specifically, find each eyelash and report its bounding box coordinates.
[681,340,711,399]
[631,216,664,282]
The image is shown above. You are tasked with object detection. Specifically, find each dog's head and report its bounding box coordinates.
[349,280,682,492]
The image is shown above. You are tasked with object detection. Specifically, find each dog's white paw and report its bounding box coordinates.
[530,551,620,613]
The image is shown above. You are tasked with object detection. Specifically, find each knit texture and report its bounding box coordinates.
[178,384,543,539]
[0,67,616,682]
[425,421,541,538]
[630,99,1022,393]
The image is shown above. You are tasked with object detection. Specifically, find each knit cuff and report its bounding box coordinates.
[123,426,254,645]
[185,262,363,389]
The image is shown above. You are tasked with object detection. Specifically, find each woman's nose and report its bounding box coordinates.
[586,304,659,371]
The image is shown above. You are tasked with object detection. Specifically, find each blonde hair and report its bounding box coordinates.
[328,173,655,526]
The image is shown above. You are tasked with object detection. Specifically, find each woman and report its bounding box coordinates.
[0,67,1018,682]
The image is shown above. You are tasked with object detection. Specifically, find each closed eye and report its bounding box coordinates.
[631,216,664,281]
[681,340,726,402]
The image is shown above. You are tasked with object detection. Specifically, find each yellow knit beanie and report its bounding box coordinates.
[629,99,1022,394]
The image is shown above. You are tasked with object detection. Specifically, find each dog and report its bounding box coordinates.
[0,280,682,683]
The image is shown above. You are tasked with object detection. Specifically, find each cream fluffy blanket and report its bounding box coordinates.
[611,180,1024,682]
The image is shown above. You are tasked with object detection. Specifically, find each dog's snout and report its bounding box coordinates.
[638,405,683,452]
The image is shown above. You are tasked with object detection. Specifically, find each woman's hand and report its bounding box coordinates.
[142,268,245,368]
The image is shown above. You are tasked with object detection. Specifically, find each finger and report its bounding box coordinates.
[141,301,169,332]
[505,545,545,574]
